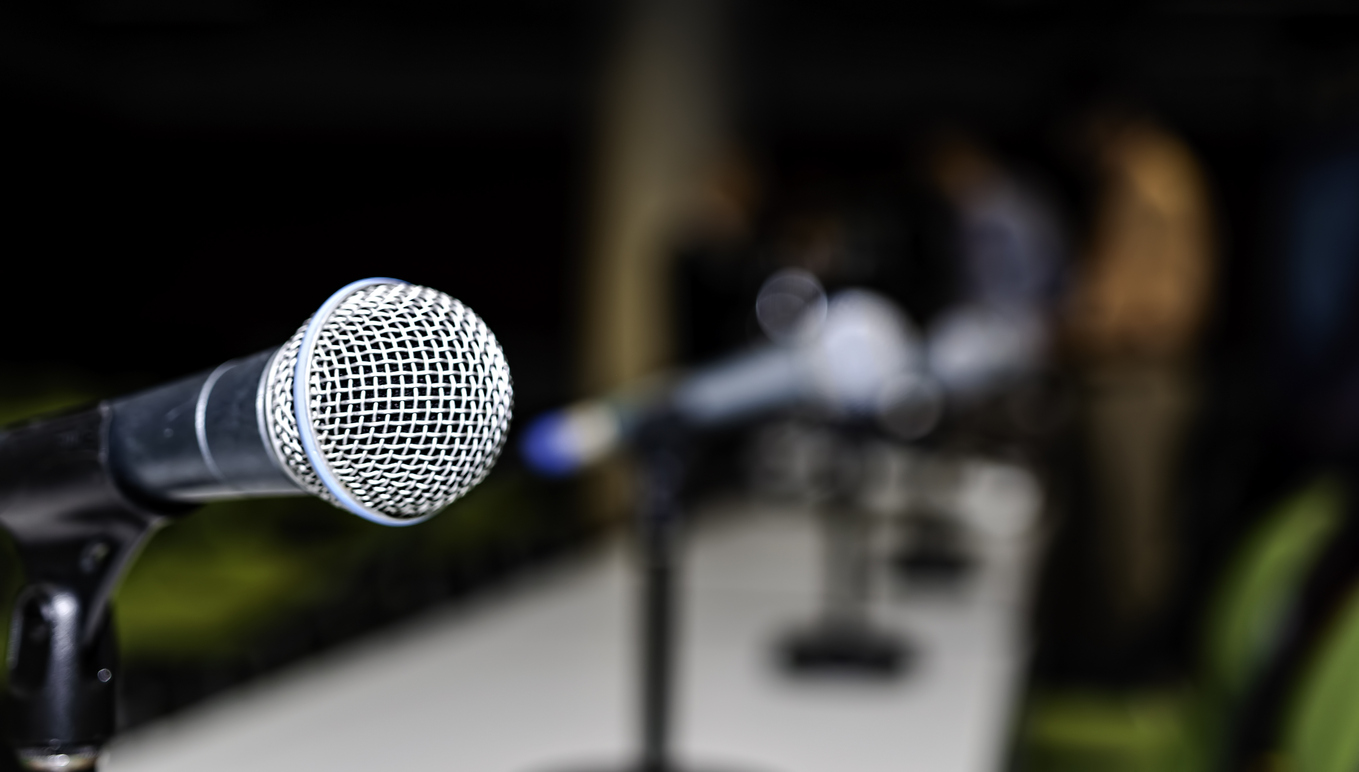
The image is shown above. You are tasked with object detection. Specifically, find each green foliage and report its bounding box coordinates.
[1018,688,1198,772]
[113,471,560,665]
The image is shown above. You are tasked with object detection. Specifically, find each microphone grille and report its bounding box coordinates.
[265,282,513,523]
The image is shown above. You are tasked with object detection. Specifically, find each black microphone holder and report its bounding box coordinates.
[0,406,179,771]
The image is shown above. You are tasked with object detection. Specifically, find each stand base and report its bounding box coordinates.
[893,513,977,588]
[778,623,910,676]
[548,761,766,772]
[14,746,100,771]
[892,546,975,587]
[551,767,751,772]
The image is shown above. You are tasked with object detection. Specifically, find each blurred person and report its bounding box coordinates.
[1061,107,1218,671]
[930,132,1066,315]
[924,132,1068,414]
[1068,113,1215,361]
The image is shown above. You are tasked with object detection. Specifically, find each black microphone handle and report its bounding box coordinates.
[106,347,303,505]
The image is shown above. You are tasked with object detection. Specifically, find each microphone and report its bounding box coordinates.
[521,289,923,476]
[102,277,514,525]
[925,302,1047,404]
[0,278,513,765]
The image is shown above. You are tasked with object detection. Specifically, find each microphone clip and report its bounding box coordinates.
[0,405,177,769]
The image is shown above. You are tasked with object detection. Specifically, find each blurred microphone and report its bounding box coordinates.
[522,286,926,476]
[925,303,1046,403]
[4,278,514,526]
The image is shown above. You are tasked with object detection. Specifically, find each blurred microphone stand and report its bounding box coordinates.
[633,416,685,772]
[560,415,758,772]
[779,426,908,677]
[632,417,765,772]
[890,453,977,590]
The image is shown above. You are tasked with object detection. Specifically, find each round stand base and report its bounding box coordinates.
[554,767,750,772]
[892,545,975,588]
[778,623,910,676]
[549,760,769,772]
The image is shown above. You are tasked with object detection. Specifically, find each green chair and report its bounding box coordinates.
[1018,477,1347,772]
[1270,580,1359,772]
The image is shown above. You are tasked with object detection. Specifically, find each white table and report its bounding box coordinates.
[106,486,1039,772]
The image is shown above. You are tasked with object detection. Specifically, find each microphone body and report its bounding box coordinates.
[107,347,299,504]
[925,303,1047,403]
[4,277,514,529]
[102,278,513,526]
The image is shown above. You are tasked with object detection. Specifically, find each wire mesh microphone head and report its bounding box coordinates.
[263,279,513,525]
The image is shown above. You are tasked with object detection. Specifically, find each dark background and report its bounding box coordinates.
[4,1,1359,401]
[1,1,604,416]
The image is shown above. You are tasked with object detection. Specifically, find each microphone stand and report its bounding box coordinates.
[0,407,174,771]
[634,419,683,772]
[780,428,908,676]
[560,416,756,772]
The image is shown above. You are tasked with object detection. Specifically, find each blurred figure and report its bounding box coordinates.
[1064,108,1217,666]
[931,133,1065,314]
[1069,113,1215,362]
[925,132,1067,411]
